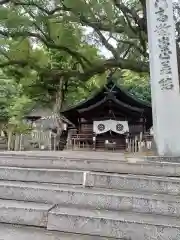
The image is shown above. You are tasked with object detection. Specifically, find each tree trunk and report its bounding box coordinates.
[53,77,64,150]
[7,130,12,151]
[14,134,20,151]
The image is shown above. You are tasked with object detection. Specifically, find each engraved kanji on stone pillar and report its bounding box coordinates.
[146,0,180,156]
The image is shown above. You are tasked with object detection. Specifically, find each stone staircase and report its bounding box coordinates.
[0,152,180,239]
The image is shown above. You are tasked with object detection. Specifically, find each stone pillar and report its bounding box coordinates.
[146,0,180,156]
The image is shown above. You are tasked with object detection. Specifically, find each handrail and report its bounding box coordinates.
[72,134,93,139]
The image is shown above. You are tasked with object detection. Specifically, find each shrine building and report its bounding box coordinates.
[62,76,152,151]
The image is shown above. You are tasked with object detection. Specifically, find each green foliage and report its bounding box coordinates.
[0,72,34,135]
[65,73,107,105]
[0,76,17,122]
[8,95,33,120]
[8,39,30,61]
[0,0,155,121]
[7,94,33,134]
[119,70,151,102]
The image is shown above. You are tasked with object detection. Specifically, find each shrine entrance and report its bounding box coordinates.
[95,132,126,151]
[93,119,129,151]
[62,75,152,153]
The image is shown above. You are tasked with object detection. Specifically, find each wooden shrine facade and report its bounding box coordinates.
[62,77,152,151]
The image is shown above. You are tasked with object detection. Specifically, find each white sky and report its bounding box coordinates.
[84,0,179,58]
[84,27,115,58]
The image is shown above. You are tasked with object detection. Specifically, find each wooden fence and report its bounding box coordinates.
[126,133,154,153]
[7,130,58,151]
[2,129,154,153]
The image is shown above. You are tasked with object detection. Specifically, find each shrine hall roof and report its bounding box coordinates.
[61,77,151,115]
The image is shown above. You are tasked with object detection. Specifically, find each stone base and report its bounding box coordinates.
[151,137,158,155]
[0,199,52,227]
[0,167,84,185]
[47,205,180,240]
[0,223,113,240]
[1,180,180,217]
[146,156,180,163]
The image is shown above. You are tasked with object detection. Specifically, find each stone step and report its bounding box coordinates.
[1,181,180,217]
[0,199,53,227]
[0,223,119,240]
[86,171,180,195]
[0,151,127,161]
[146,156,180,163]
[47,205,180,239]
[0,152,148,163]
[0,153,127,163]
[0,166,84,185]
[1,166,180,195]
[0,155,179,176]
[0,199,179,239]
[1,165,180,195]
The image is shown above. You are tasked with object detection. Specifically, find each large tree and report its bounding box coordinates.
[1,0,178,146]
[0,0,179,93]
[0,1,147,74]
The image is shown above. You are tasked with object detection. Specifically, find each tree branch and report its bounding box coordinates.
[80,58,149,80]
[14,1,50,14]
[15,0,120,60]
[113,0,140,24]
[14,1,62,15]
[120,40,148,57]
[0,60,28,68]
[0,56,149,86]
[0,0,10,4]
[80,15,119,58]
[0,30,91,66]
[44,57,149,81]
[0,0,151,79]
[14,0,126,34]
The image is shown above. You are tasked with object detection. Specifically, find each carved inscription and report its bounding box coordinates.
[154,0,174,90]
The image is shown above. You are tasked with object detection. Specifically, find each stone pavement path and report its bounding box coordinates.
[0,150,126,160]
[0,150,147,162]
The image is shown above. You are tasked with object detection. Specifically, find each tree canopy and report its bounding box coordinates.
[0,0,179,129]
[0,0,149,76]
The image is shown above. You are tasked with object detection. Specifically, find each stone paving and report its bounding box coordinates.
[0,150,148,162]
[0,150,126,160]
